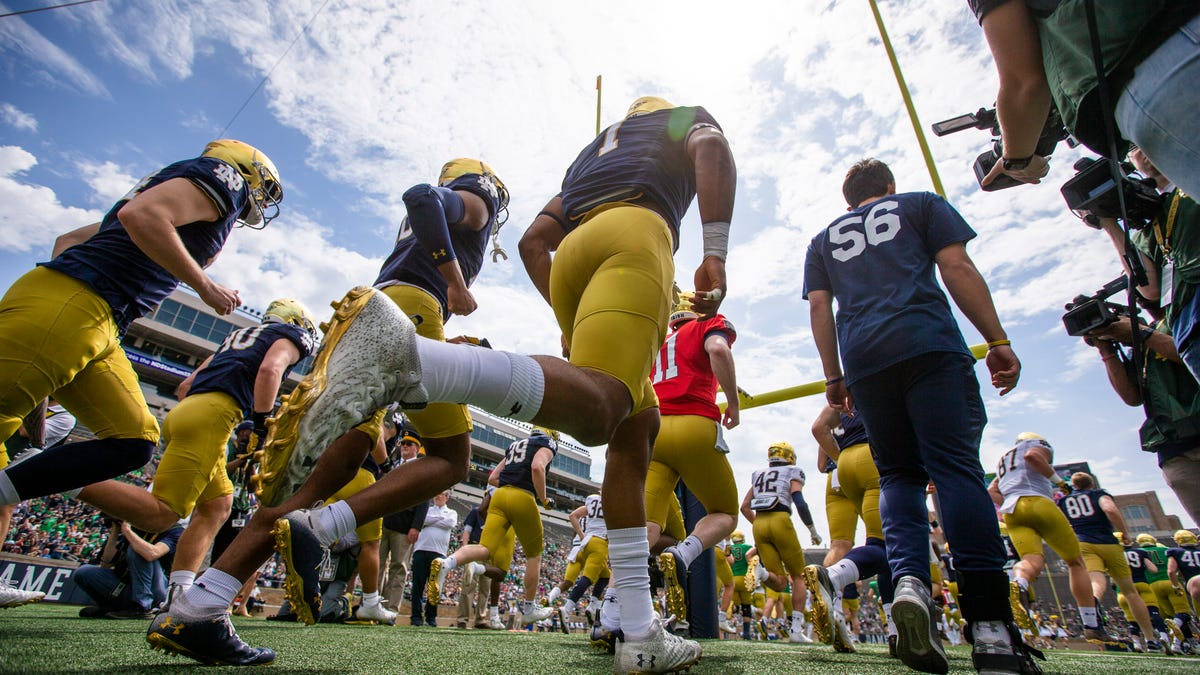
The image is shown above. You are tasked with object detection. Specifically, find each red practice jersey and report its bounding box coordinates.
[651,315,736,419]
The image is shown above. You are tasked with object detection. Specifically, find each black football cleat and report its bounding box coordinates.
[147,611,275,666]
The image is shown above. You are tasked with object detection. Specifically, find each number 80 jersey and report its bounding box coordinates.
[802,191,975,386]
[749,465,807,513]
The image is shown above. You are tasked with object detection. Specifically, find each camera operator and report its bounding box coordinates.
[72,518,184,619]
[1085,314,1200,527]
[970,1,1200,198]
[1087,147,1200,386]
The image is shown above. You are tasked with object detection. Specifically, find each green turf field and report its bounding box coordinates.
[0,604,1194,673]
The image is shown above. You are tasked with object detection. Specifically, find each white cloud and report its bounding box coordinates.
[0,145,104,252]
[77,160,139,207]
[0,103,37,132]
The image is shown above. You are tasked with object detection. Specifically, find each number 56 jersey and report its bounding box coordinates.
[802,191,975,386]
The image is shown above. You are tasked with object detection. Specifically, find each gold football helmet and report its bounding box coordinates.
[439,158,509,214]
[1136,533,1157,547]
[1174,529,1199,546]
[201,139,283,228]
[767,441,796,466]
[731,530,745,543]
[669,285,697,328]
[626,96,675,118]
[531,426,561,441]
[263,298,317,340]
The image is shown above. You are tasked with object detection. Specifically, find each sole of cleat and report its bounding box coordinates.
[658,553,687,623]
[802,565,834,645]
[892,599,948,674]
[426,558,443,607]
[272,519,316,626]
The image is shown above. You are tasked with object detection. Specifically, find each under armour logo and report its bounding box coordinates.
[637,654,656,668]
[432,249,448,259]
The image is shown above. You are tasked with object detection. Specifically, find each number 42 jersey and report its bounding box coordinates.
[749,465,807,513]
[802,191,975,385]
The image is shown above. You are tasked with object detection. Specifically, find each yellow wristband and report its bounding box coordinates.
[987,339,1011,349]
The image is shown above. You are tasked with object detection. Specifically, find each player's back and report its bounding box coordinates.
[834,413,869,450]
[995,438,1055,509]
[1058,488,1116,545]
[498,433,558,494]
[189,322,313,415]
[583,494,607,538]
[652,315,735,418]
[1168,545,1200,579]
[560,106,719,231]
[1123,545,1151,584]
[749,465,805,513]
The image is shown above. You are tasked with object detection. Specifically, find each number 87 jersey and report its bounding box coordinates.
[801,191,975,387]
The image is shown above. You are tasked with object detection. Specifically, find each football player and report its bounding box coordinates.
[561,492,610,622]
[804,158,1033,674]
[427,427,559,626]
[78,298,314,601]
[1058,472,1158,646]
[985,433,1100,637]
[0,139,280,525]
[805,405,886,654]
[714,537,738,635]
[147,159,505,664]
[647,289,740,623]
[1139,533,1195,647]
[1167,529,1200,614]
[739,442,816,644]
[727,530,755,640]
[1116,532,1173,651]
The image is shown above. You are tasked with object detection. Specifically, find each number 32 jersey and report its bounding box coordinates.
[749,465,807,513]
[802,191,975,385]
[651,315,735,420]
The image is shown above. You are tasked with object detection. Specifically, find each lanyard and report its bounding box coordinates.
[1153,190,1183,255]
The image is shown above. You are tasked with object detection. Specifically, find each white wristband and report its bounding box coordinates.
[702,220,730,260]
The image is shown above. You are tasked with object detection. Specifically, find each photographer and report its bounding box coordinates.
[971,1,1200,198]
[1085,316,1200,526]
[72,519,184,619]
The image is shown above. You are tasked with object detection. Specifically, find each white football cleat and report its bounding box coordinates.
[615,616,702,674]
[0,580,44,609]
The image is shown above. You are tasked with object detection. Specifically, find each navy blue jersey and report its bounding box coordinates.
[802,192,974,385]
[373,173,502,320]
[44,157,249,330]
[498,432,558,494]
[1124,546,1153,584]
[1168,545,1200,580]
[463,507,484,545]
[560,106,720,234]
[1058,489,1117,545]
[835,413,870,451]
[189,322,314,416]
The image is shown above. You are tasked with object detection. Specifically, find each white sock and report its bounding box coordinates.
[608,527,654,641]
[884,603,896,637]
[755,563,769,583]
[363,591,380,607]
[521,599,534,614]
[313,501,357,546]
[182,569,243,618]
[490,605,500,620]
[563,598,576,614]
[547,587,561,603]
[675,535,705,569]
[169,570,196,590]
[792,614,804,633]
[1080,605,1099,628]
[1015,576,1029,591]
[415,340,545,423]
[719,610,727,623]
[442,556,459,571]
[600,587,620,631]
[827,559,860,591]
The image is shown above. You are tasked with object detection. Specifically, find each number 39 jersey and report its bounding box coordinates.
[188,322,314,417]
[498,432,558,495]
[652,315,736,419]
[995,438,1056,513]
[802,191,975,385]
[748,465,807,513]
[1058,488,1117,545]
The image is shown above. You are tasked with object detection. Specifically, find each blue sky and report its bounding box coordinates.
[1,0,1190,532]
